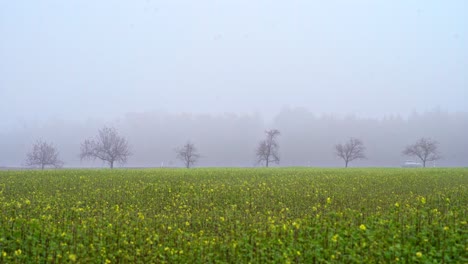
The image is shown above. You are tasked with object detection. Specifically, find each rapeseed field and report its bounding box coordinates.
[0,168,466,263]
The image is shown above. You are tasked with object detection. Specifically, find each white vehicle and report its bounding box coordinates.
[402,160,423,168]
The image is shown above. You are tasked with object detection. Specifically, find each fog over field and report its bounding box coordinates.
[1,1,467,167]
[0,109,467,168]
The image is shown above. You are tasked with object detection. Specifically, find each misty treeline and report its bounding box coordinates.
[0,108,467,168]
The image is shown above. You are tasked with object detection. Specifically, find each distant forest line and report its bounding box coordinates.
[0,108,467,168]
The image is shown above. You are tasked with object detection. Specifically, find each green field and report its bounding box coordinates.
[0,168,467,263]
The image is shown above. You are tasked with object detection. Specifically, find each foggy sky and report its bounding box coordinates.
[1,1,468,167]
[1,0,467,129]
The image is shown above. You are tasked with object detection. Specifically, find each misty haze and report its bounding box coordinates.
[1,1,467,168]
[1,109,467,168]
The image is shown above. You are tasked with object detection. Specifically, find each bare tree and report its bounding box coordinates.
[25,140,63,170]
[256,129,281,167]
[335,137,366,168]
[175,142,200,168]
[403,137,441,167]
[80,127,131,169]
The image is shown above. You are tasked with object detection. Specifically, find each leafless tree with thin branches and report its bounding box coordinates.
[256,129,281,167]
[335,137,366,168]
[402,137,441,167]
[25,139,63,170]
[175,142,200,168]
[80,127,131,169]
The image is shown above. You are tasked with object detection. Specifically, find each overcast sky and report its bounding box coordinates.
[1,0,467,129]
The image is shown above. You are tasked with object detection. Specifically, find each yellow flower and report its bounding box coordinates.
[394,202,399,207]
[332,234,339,242]
[293,222,300,229]
[416,252,422,258]
[2,251,7,257]
[137,212,145,220]
[359,224,366,231]
[69,254,77,262]
[14,249,22,256]
[443,226,449,231]
[420,197,426,204]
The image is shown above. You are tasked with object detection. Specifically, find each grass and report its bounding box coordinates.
[0,168,467,263]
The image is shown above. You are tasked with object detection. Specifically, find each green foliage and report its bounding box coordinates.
[0,168,467,263]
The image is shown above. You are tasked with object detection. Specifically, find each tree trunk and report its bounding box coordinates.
[41,164,45,170]
[345,160,348,168]
[422,160,426,168]
[266,159,269,168]
[110,161,114,169]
